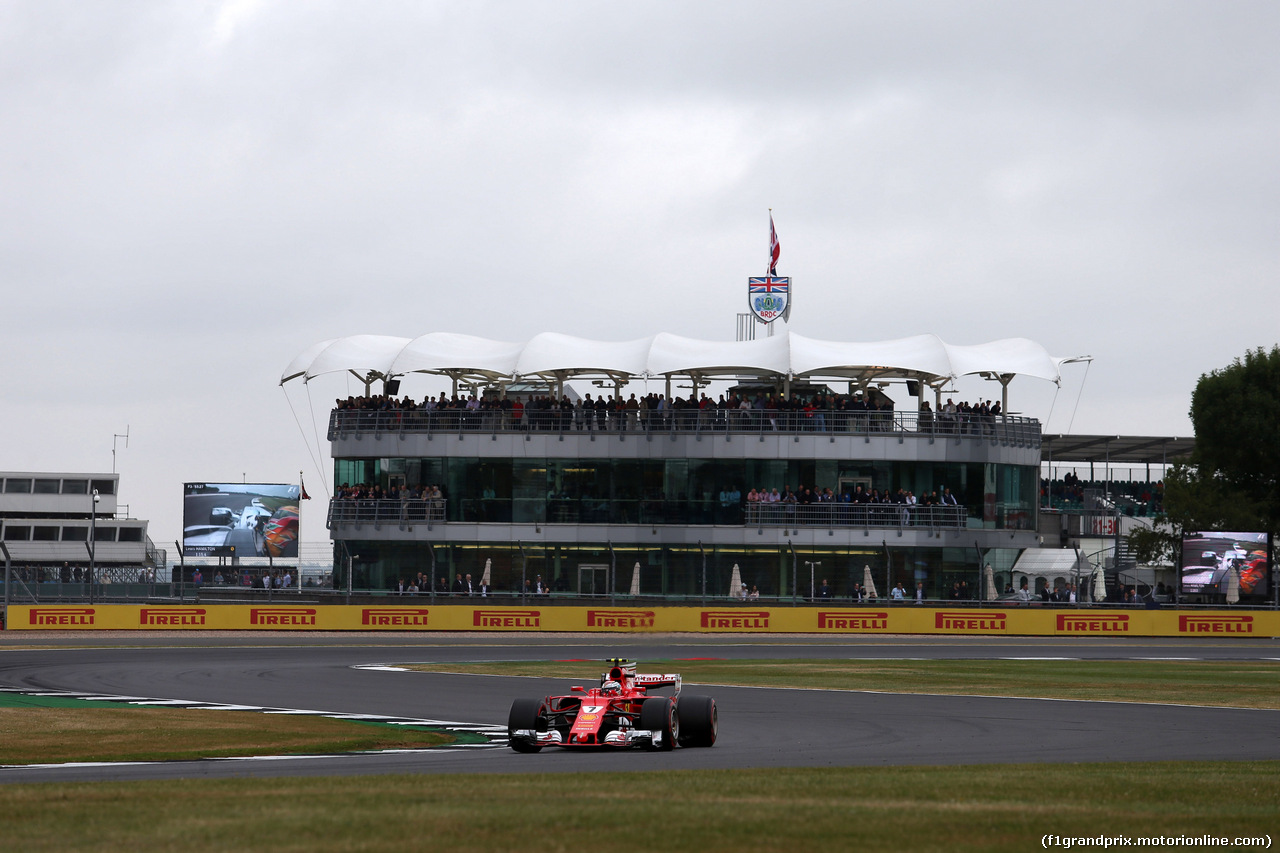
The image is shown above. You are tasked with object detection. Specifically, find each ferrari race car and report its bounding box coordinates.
[507,659,717,752]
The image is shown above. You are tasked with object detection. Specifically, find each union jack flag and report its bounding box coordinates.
[749,276,790,293]
[769,213,780,275]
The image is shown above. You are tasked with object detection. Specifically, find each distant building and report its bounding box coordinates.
[0,471,161,582]
[287,332,1071,598]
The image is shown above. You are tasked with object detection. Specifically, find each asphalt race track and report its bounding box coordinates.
[2,633,1279,784]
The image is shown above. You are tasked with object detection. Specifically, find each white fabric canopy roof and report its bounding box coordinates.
[281,330,1083,388]
[1011,548,1093,579]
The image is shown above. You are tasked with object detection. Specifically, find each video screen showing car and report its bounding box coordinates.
[1180,531,1270,596]
[183,483,300,558]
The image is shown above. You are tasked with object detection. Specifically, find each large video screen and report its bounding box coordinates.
[1180,531,1270,596]
[183,483,300,558]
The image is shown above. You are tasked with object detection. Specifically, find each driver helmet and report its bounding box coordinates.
[601,679,621,696]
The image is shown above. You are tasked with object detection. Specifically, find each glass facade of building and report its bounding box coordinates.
[330,452,1039,597]
[340,539,1026,601]
[335,456,1037,529]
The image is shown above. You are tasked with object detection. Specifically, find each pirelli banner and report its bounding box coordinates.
[5,605,1279,637]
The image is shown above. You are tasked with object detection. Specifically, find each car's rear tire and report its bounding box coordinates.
[508,698,544,753]
[639,696,677,751]
[677,695,717,747]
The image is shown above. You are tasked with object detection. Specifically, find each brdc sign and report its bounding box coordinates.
[748,276,790,323]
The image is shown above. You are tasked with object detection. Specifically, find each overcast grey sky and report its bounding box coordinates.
[2,1,1277,548]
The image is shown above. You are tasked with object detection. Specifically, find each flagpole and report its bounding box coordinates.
[766,208,773,337]
[299,470,305,593]
[767,208,786,333]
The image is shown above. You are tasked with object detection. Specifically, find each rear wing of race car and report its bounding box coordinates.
[634,673,682,695]
[601,659,681,695]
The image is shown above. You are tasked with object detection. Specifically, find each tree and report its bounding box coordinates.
[1188,344,1280,535]
[1127,345,1280,564]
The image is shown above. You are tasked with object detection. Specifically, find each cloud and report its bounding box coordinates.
[0,0,1276,543]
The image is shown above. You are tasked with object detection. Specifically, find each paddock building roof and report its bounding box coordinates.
[1040,434,1195,465]
[281,331,1089,395]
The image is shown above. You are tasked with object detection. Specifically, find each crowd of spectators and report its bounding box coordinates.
[332,391,1007,435]
[1042,472,1165,517]
[745,484,960,508]
[330,482,446,523]
[386,570,567,597]
[328,477,965,529]
[333,482,444,504]
[744,483,964,527]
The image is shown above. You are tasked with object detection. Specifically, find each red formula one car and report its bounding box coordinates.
[507,659,717,752]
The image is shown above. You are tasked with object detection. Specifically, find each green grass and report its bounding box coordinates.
[0,692,458,764]
[406,658,1280,709]
[1,763,1277,852]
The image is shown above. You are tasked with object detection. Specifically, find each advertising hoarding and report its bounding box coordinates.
[8,604,1280,636]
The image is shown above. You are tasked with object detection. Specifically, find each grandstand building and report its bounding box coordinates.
[0,471,161,584]
[285,332,1097,599]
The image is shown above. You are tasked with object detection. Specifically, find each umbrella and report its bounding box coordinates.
[481,558,492,587]
[862,564,878,600]
[1092,565,1107,602]
[729,563,743,598]
[629,562,641,596]
[1224,565,1240,605]
[983,563,997,602]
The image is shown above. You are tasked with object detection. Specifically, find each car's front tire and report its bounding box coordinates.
[639,696,677,751]
[508,698,544,753]
[677,695,717,747]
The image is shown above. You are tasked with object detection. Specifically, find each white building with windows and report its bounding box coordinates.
[0,471,161,581]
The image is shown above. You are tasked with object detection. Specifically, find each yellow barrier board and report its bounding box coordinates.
[5,604,1278,637]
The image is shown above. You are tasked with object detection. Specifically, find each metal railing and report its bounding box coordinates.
[327,407,1041,446]
[744,502,968,529]
[327,499,446,527]
[324,497,981,531]
[0,565,171,604]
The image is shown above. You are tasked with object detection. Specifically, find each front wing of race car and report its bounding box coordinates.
[509,724,670,750]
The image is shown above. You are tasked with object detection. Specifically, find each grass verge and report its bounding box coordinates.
[406,658,1280,709]
[1,762,1277,852]
[0,692,455,764]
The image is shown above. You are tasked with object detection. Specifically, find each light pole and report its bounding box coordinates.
[805,561,821,601]
[2,542,11,631]
[88,489,99,603]
[518,541,528,603]
[698,540,706,606]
